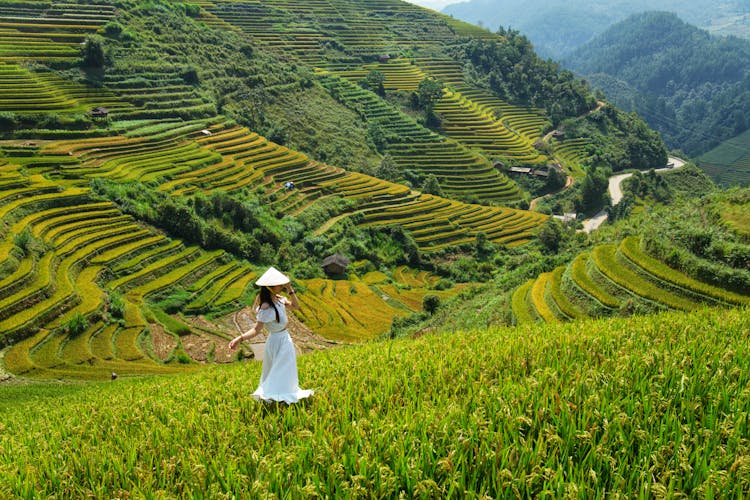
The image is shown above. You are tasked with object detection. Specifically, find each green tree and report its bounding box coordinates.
[421,174,444,197]
[422,294,441,315]
[375,154,399,182]
[578,167,609,214]
[535,217,563,253]
[360,70,385,96]
[416,78,443,110]
[81,35,106,68]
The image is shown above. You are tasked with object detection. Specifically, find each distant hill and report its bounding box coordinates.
[442,0,750,59]
[563,12,750,158]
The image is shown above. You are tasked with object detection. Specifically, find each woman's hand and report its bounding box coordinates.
[284,280,299,310]
[228,335,242,350]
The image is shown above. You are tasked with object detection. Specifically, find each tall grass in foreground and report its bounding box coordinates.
[1,307,749,497]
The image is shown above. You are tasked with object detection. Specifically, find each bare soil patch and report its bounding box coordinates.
[150,324,178,361]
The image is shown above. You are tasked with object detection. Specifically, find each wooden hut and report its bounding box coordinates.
[322,254,350,276]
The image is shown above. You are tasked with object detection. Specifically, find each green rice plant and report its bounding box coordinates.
[150,306,191,336]
[620,236,750,306]
[89,324,118,361]
[4,305,748,496]
[511,279,537,325]
[548,266,584,320]
[593,244,697,311]
[530,272,561,323]
[569,253,620,310]
[112,326,146,362]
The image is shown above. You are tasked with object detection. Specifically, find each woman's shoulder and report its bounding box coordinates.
[258,302,272,310]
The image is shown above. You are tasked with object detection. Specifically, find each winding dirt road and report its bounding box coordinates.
[581,156,686,233]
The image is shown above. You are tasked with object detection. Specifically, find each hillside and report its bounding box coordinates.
[0,0,673,380]
[395,175,749,334]
[699,128,750,187]
[1,305,749,496]
[442,0,750,59]
[563,12,750,161]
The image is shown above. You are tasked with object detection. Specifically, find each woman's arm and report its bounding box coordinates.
[228,321,265,350]
[284,283,299,310]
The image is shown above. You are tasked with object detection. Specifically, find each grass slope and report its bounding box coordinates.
[1,306,749,497]
[698,128,750,187]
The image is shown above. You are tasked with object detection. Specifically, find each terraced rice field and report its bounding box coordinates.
[698,128,750,187]
[512,236,750,325]
[0,0,551,379]
[0,2,114,65]
[0,161,264,378]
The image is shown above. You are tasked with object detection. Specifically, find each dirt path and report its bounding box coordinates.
[531,102,606,211]
[529,175,574,211]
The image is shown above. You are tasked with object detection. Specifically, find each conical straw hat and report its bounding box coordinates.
[255,266,290,286]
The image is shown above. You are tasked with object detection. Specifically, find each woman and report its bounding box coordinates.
[228,266,313,404]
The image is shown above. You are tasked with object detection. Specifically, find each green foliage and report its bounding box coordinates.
[577,167,610,214]
[563,105,668,172]
[422,294,440,315]
[108,292,125,320]
[81,36,106,69]
[421,174,443,196]
[457,31,596,121]
[415,77,443,110]
[3,307,749,496]
[374,155,399,182]
[535,218,564,253]
[565,11,750,155]
[151,307,191,336]
[359,70,385,96]
[65,313,88,337]
[13,228,37,256]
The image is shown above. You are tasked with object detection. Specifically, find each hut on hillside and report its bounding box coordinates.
[90,107,109,120]
[322,254,350,276]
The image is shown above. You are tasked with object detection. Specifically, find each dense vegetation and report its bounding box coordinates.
[451,31,597,122]
[2,1,750,496]
[2,305,749,496]
[402,170,743,335]
[442,0,750,59]
[564,12,750,157]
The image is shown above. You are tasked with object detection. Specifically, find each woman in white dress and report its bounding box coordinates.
[228,267,313,404]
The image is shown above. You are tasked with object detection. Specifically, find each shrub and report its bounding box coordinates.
[66,313,88,337]
[109,292,125,319]
[422,294,440,315]
[81,36,106,69]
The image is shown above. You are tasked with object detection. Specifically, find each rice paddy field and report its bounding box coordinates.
[698,129,750,187]
[1,305,749,497]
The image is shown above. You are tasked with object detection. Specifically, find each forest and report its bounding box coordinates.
[563,11,750,156]
[442,0,750,59]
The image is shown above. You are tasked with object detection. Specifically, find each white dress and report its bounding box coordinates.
[252,299,313,404]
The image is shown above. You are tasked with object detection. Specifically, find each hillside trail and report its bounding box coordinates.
[530,101,607,211]
[581,156,686,233]
[529,174,574,211]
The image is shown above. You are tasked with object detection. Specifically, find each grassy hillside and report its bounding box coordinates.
[698,128,750,187]
[0,0,670,381]
[1,305,749,496]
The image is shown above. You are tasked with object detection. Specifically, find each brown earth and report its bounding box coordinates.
[147,307,341,365]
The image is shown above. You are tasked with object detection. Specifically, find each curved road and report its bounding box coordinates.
[581,156,685,233]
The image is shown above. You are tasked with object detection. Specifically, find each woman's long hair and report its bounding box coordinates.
[256,286,280,323]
